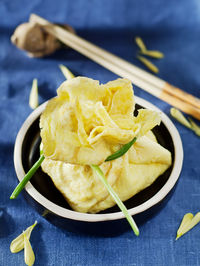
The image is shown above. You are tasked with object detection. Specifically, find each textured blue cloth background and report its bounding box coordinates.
[0,0,200,265]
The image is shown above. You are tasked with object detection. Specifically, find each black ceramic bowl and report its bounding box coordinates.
[14,97,183,236]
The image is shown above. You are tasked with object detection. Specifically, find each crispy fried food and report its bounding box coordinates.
[40,77,161,165]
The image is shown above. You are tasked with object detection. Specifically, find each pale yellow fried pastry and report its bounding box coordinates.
[40,77,171,213]
[40,77,161,165]
[41,132,171,213]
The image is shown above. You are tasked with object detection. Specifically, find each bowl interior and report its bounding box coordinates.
[21,104,174,214]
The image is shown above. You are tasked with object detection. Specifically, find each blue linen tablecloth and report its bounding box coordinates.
[0,0,200,265]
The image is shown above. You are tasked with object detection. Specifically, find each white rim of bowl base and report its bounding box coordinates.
[14,97,183,223]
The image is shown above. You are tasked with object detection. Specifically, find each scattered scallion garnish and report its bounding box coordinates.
[105,137,137,161]
[23,231,35,266]
[135,36,164,59]
[91,164,139,236]
[10,221,37,253]
[135,36,146,52]
[135,36,164,73]
[170,108,192,129]
[170,107,200,137]
[10,221,37,265]
[10,155,45,199]
[176,212,200,240]
[139,50,164,59]
[59,64,75,80]
[136,55,159,74]
[29,79,39,110]
[188,118,200,136]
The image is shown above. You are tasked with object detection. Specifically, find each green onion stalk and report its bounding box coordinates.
[91,164,139,236]
[10,155,45,199]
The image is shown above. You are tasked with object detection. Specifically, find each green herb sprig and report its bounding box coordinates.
[105,137,137,161]
[91,164,139,236]
[10,155,45,199]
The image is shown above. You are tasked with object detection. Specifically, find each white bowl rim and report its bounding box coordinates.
[14,96,183,222]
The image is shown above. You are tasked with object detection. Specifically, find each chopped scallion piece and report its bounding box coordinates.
[59,64,75,80]
[91,164,139,236]
[136,55,159,73]
[176,212,200,240]
[23,231,35,266]
[29,79,39,109]
[135,37,146,52]
[139,50,164,59]
[170,108,192,129]
[188,118,200,136]
[10,221,37,253]
[170,108,200,137]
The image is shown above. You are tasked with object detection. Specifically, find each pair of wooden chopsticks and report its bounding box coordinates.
[30,14,200,120]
